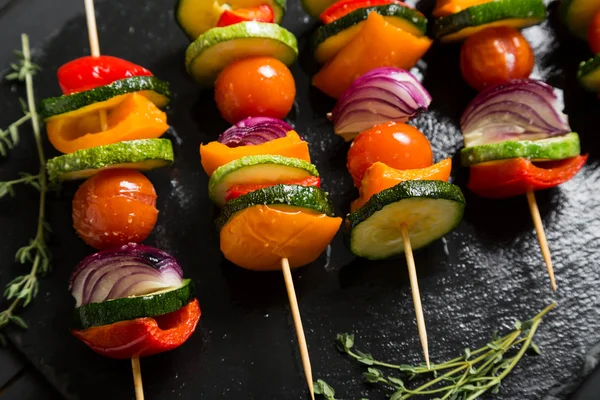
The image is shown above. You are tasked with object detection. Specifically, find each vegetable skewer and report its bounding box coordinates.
[346,122,464,368]
[182,11,323,391]
[83,0,144,397]
[331,67,463,367]
[431,1,569,291]
[206,123,341,398]
[460,79,587,291]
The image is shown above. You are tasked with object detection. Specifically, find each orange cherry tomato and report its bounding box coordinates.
[72,169,158,249]
[347,122,433,187]
[214,57,296,124]
[589,11,600,54]
[460,26,534,91]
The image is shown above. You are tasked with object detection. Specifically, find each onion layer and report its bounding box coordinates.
[218,117,293,147]
[461,79,571,147]
[69,243,184,307]
[331,67,432,141]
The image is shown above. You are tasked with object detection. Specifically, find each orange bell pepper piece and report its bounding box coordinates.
[313,12,432,99]
[351,159,452,211]
[200,130,310,176]
[46,93,168,154]
[220,205,341,271]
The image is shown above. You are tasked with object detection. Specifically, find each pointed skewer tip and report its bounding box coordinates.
[281,258,315,400]
[525,191,557,292]
[400,224,431,369]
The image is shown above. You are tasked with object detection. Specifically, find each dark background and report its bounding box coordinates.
[1,0,600,399]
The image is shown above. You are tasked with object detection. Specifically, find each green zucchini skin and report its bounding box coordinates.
[208,154,320,207]
[216,184,335,231]
[40,76,171,119]
[432,0,546,41]
[346,180,465,260]
[73,279,194,330]
[311,4,428,53]
[460,133,581,167]
[46,139,174,182]
[185,22,298,86]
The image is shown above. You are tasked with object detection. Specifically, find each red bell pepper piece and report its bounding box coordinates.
[216,5,275,27]
[58,55,153,95]
[320,0,409,24]
[467,155,588,199]
[224,176,321,202]
[72,299,201,359]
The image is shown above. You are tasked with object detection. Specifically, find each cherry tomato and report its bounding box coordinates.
[460,27,534,91]
[588,11,600,54]
[215,57,296,124]
[216,5,274,27]
[72,170,158,250]
[347,122,433,187]
[58,56,152,95]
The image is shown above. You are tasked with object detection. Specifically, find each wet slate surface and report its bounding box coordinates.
[1,0,600,399]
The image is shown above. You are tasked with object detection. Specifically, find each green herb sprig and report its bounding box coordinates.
[0,34,50,346]
[316,303,555,400]
[0,51,40,156]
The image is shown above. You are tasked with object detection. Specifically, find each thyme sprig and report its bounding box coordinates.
[316,303,555,400]
[0,49,39,156]
[0,34,50,346]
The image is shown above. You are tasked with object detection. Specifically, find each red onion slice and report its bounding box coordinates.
[69,243,184,307]
[461,79,571,147]
[331,67,432,141]
[218,117,293,147]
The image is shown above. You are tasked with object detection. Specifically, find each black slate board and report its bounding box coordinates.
[1,0,600,399]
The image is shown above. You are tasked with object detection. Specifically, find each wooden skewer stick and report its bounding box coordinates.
[526,190,557,291]
[84,0,143,397]
[400,223,430,369]
[281,257,315,400]
[83,0,108,131]
[131,356,145,400]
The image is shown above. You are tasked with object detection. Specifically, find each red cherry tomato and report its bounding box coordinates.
[224,176,321,202]
[588,11,600,54]
[460,26,534,91]
[215,57,296,124]
[347,122,433,187]
[216,5,275,27]
[72,169,158,250]
[320,0,409,24]
[58,55,152,95]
